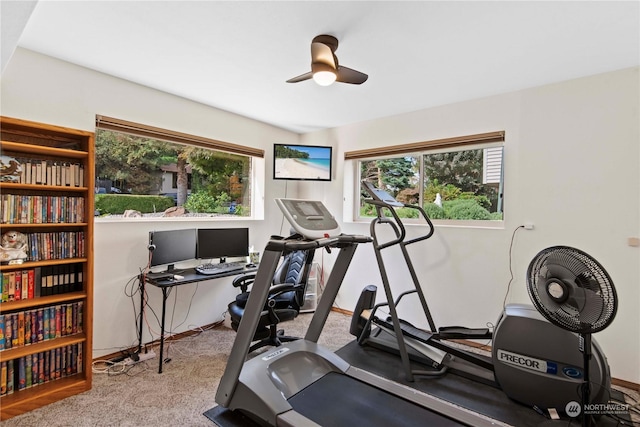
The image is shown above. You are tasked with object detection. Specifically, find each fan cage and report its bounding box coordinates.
[526,246,617,334]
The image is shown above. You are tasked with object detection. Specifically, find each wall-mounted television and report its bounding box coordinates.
[273,144,332,181]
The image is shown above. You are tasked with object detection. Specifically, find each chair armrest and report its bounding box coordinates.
[232,274,257,293]
[268,283,297,298]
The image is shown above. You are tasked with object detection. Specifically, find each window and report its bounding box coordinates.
[94,116,263,218]
[351,132,504,222]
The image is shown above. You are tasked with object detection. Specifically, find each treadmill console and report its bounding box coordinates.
[361,181,404,207]
[275,198,341,239]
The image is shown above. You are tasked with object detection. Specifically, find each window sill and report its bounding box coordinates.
[95,215,257,223]
[351,218,505,230]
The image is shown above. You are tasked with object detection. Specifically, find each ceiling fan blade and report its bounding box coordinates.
[311,42,336,68]
[336,66,368,84]
[286,71,313,83]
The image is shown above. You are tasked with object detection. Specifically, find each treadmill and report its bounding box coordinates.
[214,198,506,427]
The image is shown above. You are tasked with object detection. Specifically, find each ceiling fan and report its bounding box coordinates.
[286,35,368,86]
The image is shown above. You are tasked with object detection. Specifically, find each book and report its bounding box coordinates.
[55,305,62,338]
[8,272,15,301]
[24,309,31,345]
[30,310,37,344]
[14,270,21,301]
[0,361,6,395]
[48,306,56,340]
[4,314,12,350]
[0,314,5,350]
[25,354,32,388]
[66,303,73,335]
[7,359,14,394]
[43,350,50,383]
[31,352,39,387]
[1,272,7,301]
[77,301,84,333]
[17,357,25,390]
[28,268,35,298]
[38,352,44,384]
[17,311,25,347]
[43,308,50,341]
[22,269,29,299]
[11,313,18,348]
[36,308,44,341]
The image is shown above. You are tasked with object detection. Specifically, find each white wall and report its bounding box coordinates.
[2,48,638,383]
[1,48,301,357]
[300,68,640,383]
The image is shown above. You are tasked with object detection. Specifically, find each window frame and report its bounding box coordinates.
[94,116,264,222]
[350,132,505,228]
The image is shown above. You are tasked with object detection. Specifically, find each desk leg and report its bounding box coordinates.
[138,275,145,354]
[158,287,168,373]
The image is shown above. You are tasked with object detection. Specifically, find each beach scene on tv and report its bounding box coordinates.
[274,145,331,180]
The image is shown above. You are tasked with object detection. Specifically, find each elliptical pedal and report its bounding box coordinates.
[438,326,492,340]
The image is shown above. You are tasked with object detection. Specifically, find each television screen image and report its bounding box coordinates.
[273,144,332,181]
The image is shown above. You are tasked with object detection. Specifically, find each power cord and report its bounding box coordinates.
[503,225,525,309]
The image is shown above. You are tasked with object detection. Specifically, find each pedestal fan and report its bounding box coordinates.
[527,246,618,427]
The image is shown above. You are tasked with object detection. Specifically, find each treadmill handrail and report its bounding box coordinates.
[264,234,372,252]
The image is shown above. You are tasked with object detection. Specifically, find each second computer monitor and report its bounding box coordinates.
[197,228,249,262]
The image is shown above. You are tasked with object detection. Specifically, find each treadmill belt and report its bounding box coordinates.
[288,372,466,427]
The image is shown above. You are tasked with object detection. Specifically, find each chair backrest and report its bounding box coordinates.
[273,249,315,307]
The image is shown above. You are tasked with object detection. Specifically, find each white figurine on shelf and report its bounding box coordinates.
[0,230,28,263]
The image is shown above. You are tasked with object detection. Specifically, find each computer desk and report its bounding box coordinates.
[140,265,258,373]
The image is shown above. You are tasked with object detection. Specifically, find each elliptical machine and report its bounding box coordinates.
[351,181,614,416]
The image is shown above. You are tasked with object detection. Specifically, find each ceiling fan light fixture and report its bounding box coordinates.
[287,35,367,86]
[313,70,337,86]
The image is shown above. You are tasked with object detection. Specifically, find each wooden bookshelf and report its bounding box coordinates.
[0,116,94,420]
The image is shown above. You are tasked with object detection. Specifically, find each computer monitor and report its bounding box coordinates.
[149,229,197,271]
[197,228,249,263]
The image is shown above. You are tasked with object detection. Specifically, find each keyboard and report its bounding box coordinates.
[195,261,246,275]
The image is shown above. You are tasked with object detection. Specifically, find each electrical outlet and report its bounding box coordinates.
[524,223,534,230]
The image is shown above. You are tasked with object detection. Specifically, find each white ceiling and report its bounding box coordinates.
[4,1,640,134]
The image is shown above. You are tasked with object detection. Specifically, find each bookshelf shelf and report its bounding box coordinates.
[0,223,89,230]
[0,258,89,272]
[0,333,86,362]
[0,182,89,193]
[1,140,89,159]
[0,116,94,421]
[0,291,87,313]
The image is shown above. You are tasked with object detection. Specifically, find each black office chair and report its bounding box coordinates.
[228,248,315,353]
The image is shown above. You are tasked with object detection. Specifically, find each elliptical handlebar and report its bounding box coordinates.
[362,181,435,250]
